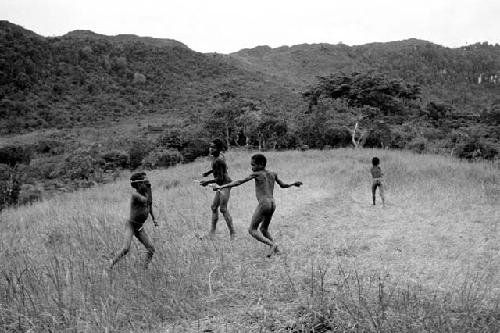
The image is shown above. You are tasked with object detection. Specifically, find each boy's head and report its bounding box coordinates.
[372,157,380,166]
[130,171,150,191]
[209,138,225,156]
[251,153,266,171]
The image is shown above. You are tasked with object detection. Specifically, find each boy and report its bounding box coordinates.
[200,139,235,239]
[109,172,158,269]
[215,154,302,257]
[370,157,385,206]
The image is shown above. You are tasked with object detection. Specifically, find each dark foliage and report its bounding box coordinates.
[0,144,32,167]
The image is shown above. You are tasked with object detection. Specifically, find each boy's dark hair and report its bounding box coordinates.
[130,171,147,189]
[372,157,380,166]
[252,153,267,167]
[211,139,226,151]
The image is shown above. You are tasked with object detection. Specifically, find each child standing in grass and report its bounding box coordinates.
[371,157,385,206]
[109,172,158,269]
[200,139,235,239]
[215,154,302,257]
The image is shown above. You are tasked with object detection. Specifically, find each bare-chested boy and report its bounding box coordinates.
[371,157,385,206]
[109,172,158,269]
[200,139,235,239]
[215,154,302,257]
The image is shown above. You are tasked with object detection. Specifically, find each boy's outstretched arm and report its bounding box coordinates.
[275,173,302,188]
[215,174,257,190]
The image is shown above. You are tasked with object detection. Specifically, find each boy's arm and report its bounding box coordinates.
[132,192,148,203]
[144,187,158,226]
[275,173,302,188]
[202,169,213,177]
[148,201,158,226]
[216,174,257,190]
[200,178,217,186]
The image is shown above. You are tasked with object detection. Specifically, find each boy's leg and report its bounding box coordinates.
[210,191,221,235]
[371,183,377,205]
[248,205,274,247]
[379,183,385,206]
[135,228,155,269]
[260,203,279,256]
[110,222,134,269]
[219,188,235,238]
[259,202,276,242]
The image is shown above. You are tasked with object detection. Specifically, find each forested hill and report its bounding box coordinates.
[0,21,299,135]
[231,39,500,113]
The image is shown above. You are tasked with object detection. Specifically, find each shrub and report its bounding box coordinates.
[455,139,499,161]
[0,145,32,167]
[51,148,104,181]
[0,164,20,210]
[101,150,129,170]
[35,140,65,155]
[323,126,351,147]
[129,139,154,170]
[181,138,210,162]
[406,137,428,154]
[364,121,391,148]
[141,149,183,169]
[389,127,415,149]
[18,183,43,205]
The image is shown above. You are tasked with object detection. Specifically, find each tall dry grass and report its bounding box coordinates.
[0,149,498,332]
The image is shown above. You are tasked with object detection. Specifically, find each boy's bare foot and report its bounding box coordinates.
[266,245,280,258]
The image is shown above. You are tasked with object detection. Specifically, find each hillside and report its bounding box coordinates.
[0,20,300,135]
[1,149,499,331]
[231,39,500,112]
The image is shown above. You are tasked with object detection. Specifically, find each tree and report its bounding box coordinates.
[302,71,421,148]
[204,91,243,149]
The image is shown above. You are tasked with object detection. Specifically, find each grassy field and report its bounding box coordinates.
[0,148,499,332]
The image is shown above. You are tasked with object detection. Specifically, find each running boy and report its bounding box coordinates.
[370,157,385,206]
[109,172,158,269]
[200,139,235,239]
[214,154,302,257]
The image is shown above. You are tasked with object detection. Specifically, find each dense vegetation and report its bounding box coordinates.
[1,21,499,210]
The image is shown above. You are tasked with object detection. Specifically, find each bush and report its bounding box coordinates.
[0,144,32,166]
[129,139,154,170]
[101,150,129,170]
[364,121,391,148]
[323,126,351,147]
[181,138,210,162]
[406,137,428,154]
[0,164,20,211]
[35,140,65,155]
[52,148,104,181]
[390,127,415,149]
[18,183,43,205]
[455,139,499,161]
[141,149,183,169]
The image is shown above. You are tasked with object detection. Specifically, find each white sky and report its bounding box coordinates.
[1,0,499,53]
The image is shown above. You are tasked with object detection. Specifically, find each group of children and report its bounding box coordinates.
[109,139,385,269]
